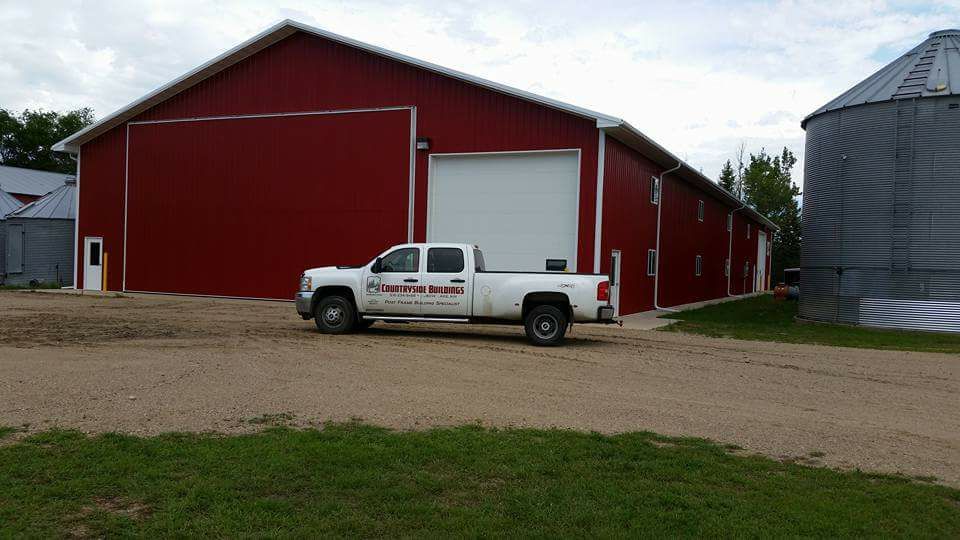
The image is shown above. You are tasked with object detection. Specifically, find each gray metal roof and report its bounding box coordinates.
[8,180,76,220]
[0,165,75,197]
[804,29,960,125]
[0,188,23,218]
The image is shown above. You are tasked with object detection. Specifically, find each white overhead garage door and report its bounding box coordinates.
[427,150,580,271]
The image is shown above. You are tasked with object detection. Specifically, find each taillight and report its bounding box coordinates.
[597,280,610,302]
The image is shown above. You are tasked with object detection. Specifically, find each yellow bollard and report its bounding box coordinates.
[102,252,108,292]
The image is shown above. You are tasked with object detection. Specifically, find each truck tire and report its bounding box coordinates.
[314,295,356,334]
[524,305,568,346]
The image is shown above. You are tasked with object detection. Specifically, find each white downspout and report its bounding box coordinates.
[727,202,746,297]
[653,161,683,312]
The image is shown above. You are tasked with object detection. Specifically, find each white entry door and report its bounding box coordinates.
[83,237,103,291]
[427,151,580,271]
[756,231,767,292]
[610,250,622,316]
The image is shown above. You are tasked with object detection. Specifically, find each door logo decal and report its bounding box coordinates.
[366,276,381,294]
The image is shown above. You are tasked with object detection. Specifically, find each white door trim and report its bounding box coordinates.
[123,106,416,292]
[83,236,104,291]
[426,148,581,272]
[756,230,768,292]
[610,249,621,316]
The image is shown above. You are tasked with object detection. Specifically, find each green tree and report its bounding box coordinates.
[0,108,94,174]
[741,147,802,283]
[719,159,737,195]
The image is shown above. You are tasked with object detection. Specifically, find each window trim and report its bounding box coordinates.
[646,249,657,277]
[727,214,733,232]
[724,258,730,277]
[697,200,704,222]
[427,247,465,273]
[747,223,751,239]
[650,176,660,205]
[695,255,702,277]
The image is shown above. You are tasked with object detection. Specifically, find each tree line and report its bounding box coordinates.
[0,108,94,174]
[718,144,801,284]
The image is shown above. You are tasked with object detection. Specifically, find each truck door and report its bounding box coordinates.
[420,246,471,318]
[361,246,423,315]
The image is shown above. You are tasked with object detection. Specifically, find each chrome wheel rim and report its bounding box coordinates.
[533,314,559,340]
[323,305,344,326]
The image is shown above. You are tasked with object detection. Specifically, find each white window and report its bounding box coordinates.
[697,200,704,222]
[747,224,751,239]
[724,258,730,277]
[695,255,702,277]
[727,214,733,232]
[647,249,657,276]
[650,176,660,205]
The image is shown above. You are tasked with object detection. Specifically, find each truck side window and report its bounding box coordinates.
[380,248,419,273]
[427,248,464,273]
[473,249,486,272]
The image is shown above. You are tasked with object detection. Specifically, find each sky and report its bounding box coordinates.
[1,0,957,188]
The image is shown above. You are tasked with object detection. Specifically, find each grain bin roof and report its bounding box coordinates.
[8,180,76,220]
[0,188,23,217]
[0,165,75,197]
[804,29,960,126]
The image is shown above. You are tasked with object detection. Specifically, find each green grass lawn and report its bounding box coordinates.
[661,295,960,354]
[0,424,957,537]
[0,282,61,290]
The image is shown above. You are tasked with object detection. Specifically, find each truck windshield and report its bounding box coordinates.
[473,248,486,272]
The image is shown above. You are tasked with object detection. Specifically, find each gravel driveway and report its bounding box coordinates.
[1,291,957,486]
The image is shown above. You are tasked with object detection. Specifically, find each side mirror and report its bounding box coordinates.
[371,257,383,274]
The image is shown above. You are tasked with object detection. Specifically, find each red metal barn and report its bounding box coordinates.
[54,20,776,314]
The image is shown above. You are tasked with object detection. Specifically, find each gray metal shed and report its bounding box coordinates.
[0,188,24,279]
[3,179,75,287]
[0,165,73,203]
[801,29,960,332]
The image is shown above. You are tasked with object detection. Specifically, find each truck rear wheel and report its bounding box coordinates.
[524,305,567,346]
[314,295,356,334]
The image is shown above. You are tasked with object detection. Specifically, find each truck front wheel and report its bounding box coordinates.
[524,305,568,346]
[314,295,356,334]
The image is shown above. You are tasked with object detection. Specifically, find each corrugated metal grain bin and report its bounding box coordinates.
[800,29,960,332]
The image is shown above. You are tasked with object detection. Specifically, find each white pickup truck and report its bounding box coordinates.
[295,243,616,345]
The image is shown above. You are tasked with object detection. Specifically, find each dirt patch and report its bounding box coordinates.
[0,313,203,347]
[1,290,958,487]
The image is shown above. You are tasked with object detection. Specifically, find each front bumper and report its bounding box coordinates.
[295,291,313,318]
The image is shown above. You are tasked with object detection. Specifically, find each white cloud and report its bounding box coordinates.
[1,0,957,187]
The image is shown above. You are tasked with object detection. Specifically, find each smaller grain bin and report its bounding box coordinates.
[3,179,75,287]
[0,188,25,281]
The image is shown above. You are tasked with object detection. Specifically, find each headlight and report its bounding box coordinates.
[299,274,312,292]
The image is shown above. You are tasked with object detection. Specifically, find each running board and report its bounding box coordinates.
[362,315,469,323]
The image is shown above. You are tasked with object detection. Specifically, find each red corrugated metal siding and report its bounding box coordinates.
[598,137,659,314]
[10,193,39,204]
[124,110,410,298]
[76,31,599,294]
[76,125,126,292]
[134,32,599,268]
[601,136,775,314]
[657,175,731,307]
